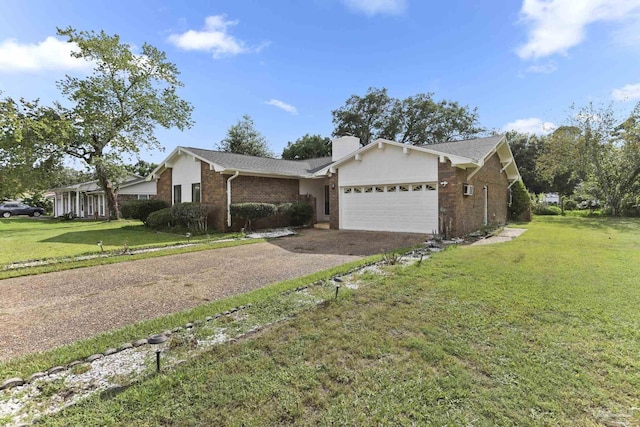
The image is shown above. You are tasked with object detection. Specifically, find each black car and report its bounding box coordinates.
[0,202,45,218]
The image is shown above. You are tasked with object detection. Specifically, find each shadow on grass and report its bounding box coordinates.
[536,215,640,233]
[40,226,184,246]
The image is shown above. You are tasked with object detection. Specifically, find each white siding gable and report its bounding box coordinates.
[172,152,202,203]
[337,144,438,186]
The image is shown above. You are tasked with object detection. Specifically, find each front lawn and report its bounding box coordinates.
[0,218,239,266]
[38,216,640,425]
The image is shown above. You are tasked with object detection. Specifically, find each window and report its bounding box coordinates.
[425,184,436,191]
[364,187,373,193]
[324,185,330,215]
[173,185,182,204]
[137,194,150,200]
[375,186,384,193]
[343,188,352,194]
[192,183,201,203]
[399,185,409,192]
[353,187,362,193]
[412,184,423,191]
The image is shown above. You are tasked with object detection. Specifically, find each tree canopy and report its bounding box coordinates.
[0,97,71,199]
[331,87,483,146]
[218,114,273,157]
[51,27,192,217]
[537,103,640,215]
[281,134,331,160]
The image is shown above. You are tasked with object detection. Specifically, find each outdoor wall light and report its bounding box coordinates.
[331,183,336,189]
[440,181,448,187]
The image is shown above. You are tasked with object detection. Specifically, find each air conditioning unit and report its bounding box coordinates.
[463,184,474,196]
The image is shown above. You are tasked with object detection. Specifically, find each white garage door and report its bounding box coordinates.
[340,183,438,233]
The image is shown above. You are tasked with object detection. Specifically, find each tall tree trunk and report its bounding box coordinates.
[95,162,120,220]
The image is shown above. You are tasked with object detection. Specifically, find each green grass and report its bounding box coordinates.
[0,218,247,278]
[34,216,640,426]
[0,218,238,264]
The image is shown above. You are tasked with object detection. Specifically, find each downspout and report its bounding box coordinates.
[227,171,240,228]
[483,185,488,226]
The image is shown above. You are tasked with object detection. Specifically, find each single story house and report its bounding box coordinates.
[49,174,157,218]
[148,135,520,237]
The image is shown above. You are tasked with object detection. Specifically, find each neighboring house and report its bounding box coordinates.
[49,174,157,218]
[149,135,521,237]
[543,193,560,204]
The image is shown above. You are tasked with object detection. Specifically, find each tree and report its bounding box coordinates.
[506,131,549,194]
[55,27,193,219]
[0,97,70,199]
[281,134,331,160]
[331,87,483,146]
[331,87,397,146]
[537,126,584,210]
[218,114,273,157]
[538,103,640,215]
[125,159,158,177]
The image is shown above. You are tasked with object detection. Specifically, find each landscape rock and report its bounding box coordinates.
[103,348,118,356]
[85,354,103,362]
[47,366,66,375]
[27,372,46,383]
[1,378,24,390]
[132,339,148,347]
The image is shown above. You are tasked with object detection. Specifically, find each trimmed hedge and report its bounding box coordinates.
[288,202,314,226]
[230,203,278,231]
[146,208,175,230]
[533,205,562,216]
[121,199,168,224]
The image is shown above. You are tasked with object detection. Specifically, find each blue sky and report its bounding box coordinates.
[1,0,640,164]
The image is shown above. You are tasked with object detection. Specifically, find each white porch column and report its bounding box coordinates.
[67,192,71,213]
[75,191,80,217]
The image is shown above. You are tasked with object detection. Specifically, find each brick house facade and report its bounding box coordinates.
[150,136,520,236]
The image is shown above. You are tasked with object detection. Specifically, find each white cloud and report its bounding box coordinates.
[517,0,640,60]
[341,0,407,16]
[525,63,557,74]
[168,15,267,58]
[611,83,640,101]
[503,117,556,135]
[0,36,91,72]
[266,99,298,115]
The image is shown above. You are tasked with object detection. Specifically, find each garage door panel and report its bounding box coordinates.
[340,186,438,233]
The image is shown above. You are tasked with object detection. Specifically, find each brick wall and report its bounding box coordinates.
[329,172,339,229]
[156,168,172,205]
[438,153,509,237]
[228,175,302,231]
[201,162,226,232]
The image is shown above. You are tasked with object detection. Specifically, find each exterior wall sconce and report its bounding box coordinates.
[331,183,336,189]
[440,181,448,187]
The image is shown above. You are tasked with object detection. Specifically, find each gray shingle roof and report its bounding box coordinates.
[428,135,504,162]
[182,147,332,177]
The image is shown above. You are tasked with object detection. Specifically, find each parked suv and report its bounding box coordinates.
[0,202,45,218]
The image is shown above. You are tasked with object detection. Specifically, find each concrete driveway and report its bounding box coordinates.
[0,228,425,361]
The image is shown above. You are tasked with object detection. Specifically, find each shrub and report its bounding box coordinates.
[509,181,531,220]
[171,203,212,233]
[146,208,175,230]
[533,205,562,216]
[563,199,577,211]
[230,203,278,231]
[121,199,168,224]
[288,202,314,226]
